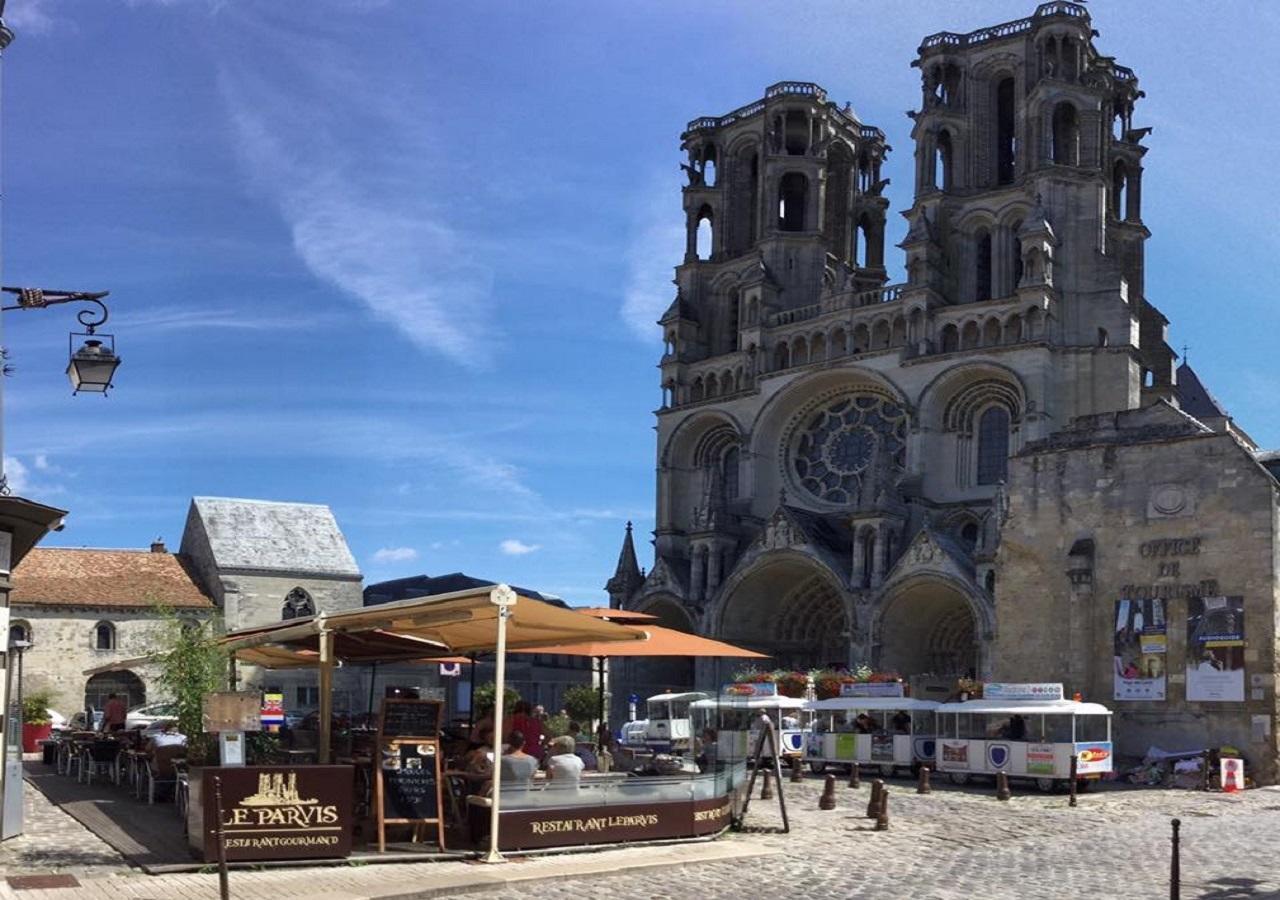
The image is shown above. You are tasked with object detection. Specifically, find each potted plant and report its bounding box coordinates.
[21,690,55,753]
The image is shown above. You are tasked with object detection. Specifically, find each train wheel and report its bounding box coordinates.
[948,772,969,786]
[809,761,826,775]
[1076,778,1092,793]
[1035,777,1055,793]
[879,764,896,779]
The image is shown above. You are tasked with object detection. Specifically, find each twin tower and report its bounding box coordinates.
[614,2,1177,685]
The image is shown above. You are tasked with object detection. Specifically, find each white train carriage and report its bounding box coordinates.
[691,685,809,762]
[934,683,1113,792]
[804,692,939,777]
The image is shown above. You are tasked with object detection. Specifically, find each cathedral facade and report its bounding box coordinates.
[608,2,1280,779]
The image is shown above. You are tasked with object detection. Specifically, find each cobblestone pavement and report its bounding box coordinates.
[469,775,1280,900]
[0,776,129,877]
[5,769,1280,899]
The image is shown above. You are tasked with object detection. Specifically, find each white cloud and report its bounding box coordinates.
[3,457,29,493]
[218,47,495,367]
[620,171,685,341]
[33,454,49,471]
[499,539,540,556]
[6,0,57,34]
[372,546,418,564]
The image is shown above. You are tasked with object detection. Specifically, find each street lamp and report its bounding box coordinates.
[0,288,120,394]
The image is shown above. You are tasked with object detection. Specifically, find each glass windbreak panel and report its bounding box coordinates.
[1076,715,1110,743]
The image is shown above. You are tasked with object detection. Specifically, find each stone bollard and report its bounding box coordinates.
[917,765,931,795]
[875,788,890,831]
[849,762,861,789]
[866,778,883,819]
[760,768,774,801]
[996,770,1011,801]
[1170,818,1181,900]
[791,758,804,784]
[819,774,837,810]
[1069,754,1078,808]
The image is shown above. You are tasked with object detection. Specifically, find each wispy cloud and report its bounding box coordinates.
[117,305,347,334]
[372,546,418,564]
[620,171,684,341]
[217,21,495,367]
[6,0,57,33]
[4,453,67,497]
[499,538,540,556]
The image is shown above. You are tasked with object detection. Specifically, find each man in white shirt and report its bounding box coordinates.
[546,735,585,786]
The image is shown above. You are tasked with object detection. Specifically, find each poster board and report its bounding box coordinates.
[1113,598,1167,701]
[1186,596,1245,702]
[374,698,444,852]
[202,691,262,733]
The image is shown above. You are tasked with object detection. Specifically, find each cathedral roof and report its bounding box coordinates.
[183,497,360,578]
[11,547,213,610]
[1176,362,1229,422]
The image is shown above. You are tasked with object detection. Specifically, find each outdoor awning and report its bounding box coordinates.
[574,607,659,622]
[224,628,451,669]
[513,621,767,659]
[82,656,155,677]
[219,585,646,659]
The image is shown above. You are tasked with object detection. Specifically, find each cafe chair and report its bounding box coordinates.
[81,741,120,785]
[142,746,184,804]
[176,765,190,829]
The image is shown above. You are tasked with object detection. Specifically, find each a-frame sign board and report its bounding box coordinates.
[374,698,445,852]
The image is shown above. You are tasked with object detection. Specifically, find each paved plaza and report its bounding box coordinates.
[2,771,1280,898]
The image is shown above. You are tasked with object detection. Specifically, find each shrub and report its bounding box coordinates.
[562,684,602,726]
[473,682,520,717]
[21,690,53,726]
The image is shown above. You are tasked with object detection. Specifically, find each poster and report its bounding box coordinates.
[1186,596,1245,702]
[870,733,894,763]
[1113,598,1167,701]
[940,741,968,770]
[1026,744,1055,776]
[834,733,856,760]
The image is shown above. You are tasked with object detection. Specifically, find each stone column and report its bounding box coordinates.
[689,544,706,604]
[706,544,723,599]
[851,527,866,584]
[872,523,888,588]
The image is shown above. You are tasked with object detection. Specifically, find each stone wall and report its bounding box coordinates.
[996,412,1280,782]
[11,606,200,717]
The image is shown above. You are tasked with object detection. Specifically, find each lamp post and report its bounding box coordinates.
[0,288,121,395]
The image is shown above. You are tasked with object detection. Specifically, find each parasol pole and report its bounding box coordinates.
[483,585,517,864]
[468,654,477,730]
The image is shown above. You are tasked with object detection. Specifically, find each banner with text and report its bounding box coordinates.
[1186,596,1245,702]
[1113,598,1167,701]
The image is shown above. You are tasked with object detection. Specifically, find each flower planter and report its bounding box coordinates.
[21,722,52,753]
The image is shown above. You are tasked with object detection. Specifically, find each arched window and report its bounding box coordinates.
[695,205,713,260]
[94,621,117,651]
[283,587,315,620]
[723,446,740,502]
[1052,102,1080,166]
[960,522,979,553]
[1112,161,1128,220]
[995,77,1016,184]
[975,230,993,301]
[940,324,959,353]
[778,173,807,232]
[985,570,996,594]
[8,621,30,647]
[976,407,1011,485]
[934,130,953,190]
[1009,221,1024,289]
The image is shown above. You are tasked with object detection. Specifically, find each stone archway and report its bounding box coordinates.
[84,670,145,714]
[876,578,984,678]
[717,556,849,670]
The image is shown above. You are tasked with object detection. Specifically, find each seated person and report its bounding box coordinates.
[695,727,718,773]
[854,713,876,734]
[146,720,186,751]
[545,735,585,786]
[499,730,539,786]
[781,715,799,730]
[891,711,911,734]
[997,715,1028,741]
[462,741,493,777]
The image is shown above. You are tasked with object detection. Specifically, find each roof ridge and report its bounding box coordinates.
[193,496,332,509]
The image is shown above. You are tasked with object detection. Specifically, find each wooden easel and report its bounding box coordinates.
[737,712,790,832]
[374,698,445,852]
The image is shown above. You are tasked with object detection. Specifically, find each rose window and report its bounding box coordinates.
[791,394,908,504]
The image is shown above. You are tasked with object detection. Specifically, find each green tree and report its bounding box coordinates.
[147,606,227,762]
[473,682,519,717]
[562,684,602,728]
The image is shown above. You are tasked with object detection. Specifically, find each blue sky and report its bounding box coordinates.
[0,0,1276,603]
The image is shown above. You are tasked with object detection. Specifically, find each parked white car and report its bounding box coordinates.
[125,702,178,730]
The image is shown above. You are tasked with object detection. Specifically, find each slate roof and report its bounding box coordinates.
[189,497,360,577]
[363,572,564,608]
[11,548,213,609]
[1176,362,1229,422]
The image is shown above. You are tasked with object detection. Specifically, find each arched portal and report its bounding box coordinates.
[84,670,145,714]
[718,557,848,670]
[877,579,981,678]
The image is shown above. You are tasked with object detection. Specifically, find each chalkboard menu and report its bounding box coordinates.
[375,698,444,852]
[380,742,439,821]
[381,699,442,739]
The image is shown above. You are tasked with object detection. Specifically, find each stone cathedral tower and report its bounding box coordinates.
[610,2,1206,695]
